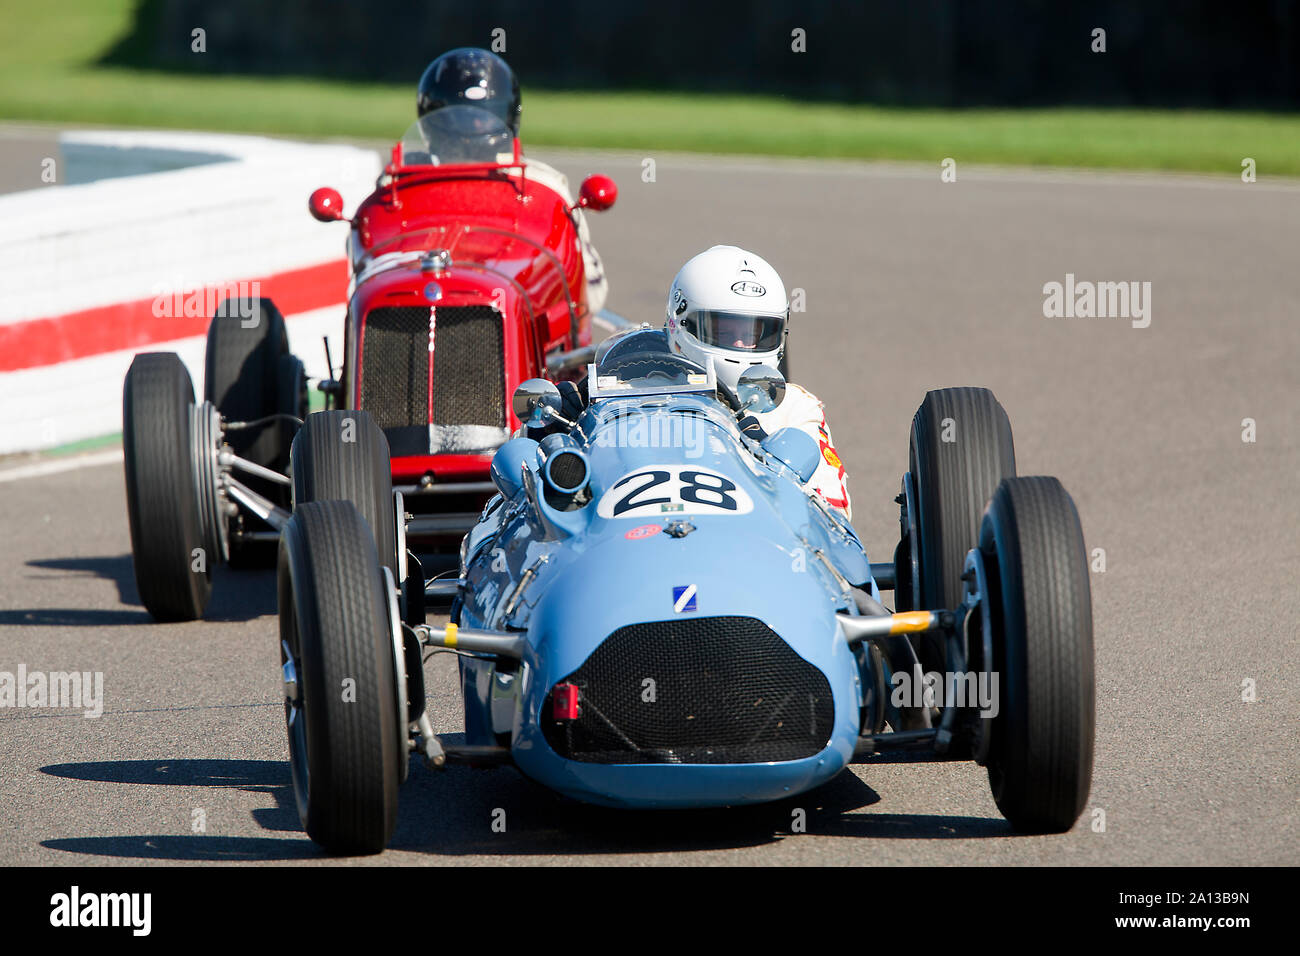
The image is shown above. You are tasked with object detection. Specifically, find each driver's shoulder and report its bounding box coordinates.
[519,156,573,202]
[783,382,825,414]
[756,382,823,432]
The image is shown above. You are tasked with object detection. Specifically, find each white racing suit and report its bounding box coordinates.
[754,383,852,520]
[513,157,609,315]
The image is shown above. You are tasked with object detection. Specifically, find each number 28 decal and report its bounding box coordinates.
[596,465,754,519]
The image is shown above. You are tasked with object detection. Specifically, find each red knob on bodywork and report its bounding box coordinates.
[308,187,346,222]
[553,683,581,720]
[577,174,617,212]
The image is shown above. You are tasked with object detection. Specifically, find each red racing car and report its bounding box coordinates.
[121,105,619,621]
[308,106,619,541]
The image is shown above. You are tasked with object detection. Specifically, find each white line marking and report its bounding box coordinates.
[674,584,697,613]
[0,448,123,483]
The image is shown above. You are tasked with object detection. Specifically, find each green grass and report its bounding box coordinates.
[44,432,123,456]
[4,0,1300,175]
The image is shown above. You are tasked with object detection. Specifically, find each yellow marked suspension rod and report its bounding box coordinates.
[417,623,526,659]
[888,611,938,634]
[837,609,955,645]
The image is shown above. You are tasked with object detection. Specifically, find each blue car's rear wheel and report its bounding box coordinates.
[907,387,1016,670]
[278,499,401,854]
[290,410,397,581]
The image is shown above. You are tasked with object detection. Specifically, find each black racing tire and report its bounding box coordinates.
[204,296,291,472]
[276,353,308,424]
[402,553,426,627]
[890,535,910,610]
[278,500,401,854]
[291,410,397,580]
[908,387,1016,671]
[122,353,212,621]
[227,352,308,569]
[980,477,1094,833]
[206,297,292,567]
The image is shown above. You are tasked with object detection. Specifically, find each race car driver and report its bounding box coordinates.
[414,47,609,314]
[665,245,851,519]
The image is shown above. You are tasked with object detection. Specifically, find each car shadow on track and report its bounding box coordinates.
[27,555,140,604]
[6,555,151,626]
[37,753,1014,862]
[10,555,277,625]
[385,751,1014,855]
[40,834,323,862]
[39,758,319,862]
[0,607,154,627]
[42,758,286,788]
[203,567,277,622]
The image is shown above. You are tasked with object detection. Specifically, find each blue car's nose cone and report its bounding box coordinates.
[516,747,853,810]
[508,525,863,808]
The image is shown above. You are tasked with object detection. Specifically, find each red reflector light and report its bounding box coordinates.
[553,683,580,720]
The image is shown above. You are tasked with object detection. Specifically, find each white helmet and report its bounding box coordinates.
[665,245,788,394]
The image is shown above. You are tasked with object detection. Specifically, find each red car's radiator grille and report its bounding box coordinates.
[359,304,507,458]
[541,616,835,765]
[431,305,504,428]
[360,306,430,456]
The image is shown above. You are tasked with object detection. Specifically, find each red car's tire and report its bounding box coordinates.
[206,298,298,567]
[123,352,212,621]
[276,353,308,425]
[204,297,291,469]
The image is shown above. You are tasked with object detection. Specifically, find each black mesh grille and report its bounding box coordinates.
[542,616,834,764]
[360,306,429,445]
[548,451,586,490]
[432,306,504,427]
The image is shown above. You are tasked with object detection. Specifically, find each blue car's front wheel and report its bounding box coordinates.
[980,477,1094,833]
[278,499,402,854]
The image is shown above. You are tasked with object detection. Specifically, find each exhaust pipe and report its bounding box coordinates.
[538,434,590,510]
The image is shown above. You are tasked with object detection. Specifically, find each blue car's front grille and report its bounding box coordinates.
[542,616,834,764]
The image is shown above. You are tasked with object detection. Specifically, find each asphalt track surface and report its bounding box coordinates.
[1,132,1297,865]
[0,128,60,195]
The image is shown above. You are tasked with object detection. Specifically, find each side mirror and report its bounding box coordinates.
[308,186,346,222]
[737,365,786,414]
[512,378,564,427]
[577,174,617,212]
[761,427,821,484]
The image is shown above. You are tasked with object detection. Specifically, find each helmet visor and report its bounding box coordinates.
[682,310,785,352]
[401,106,512,166]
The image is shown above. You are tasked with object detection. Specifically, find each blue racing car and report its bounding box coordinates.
[276,328,1095,853]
